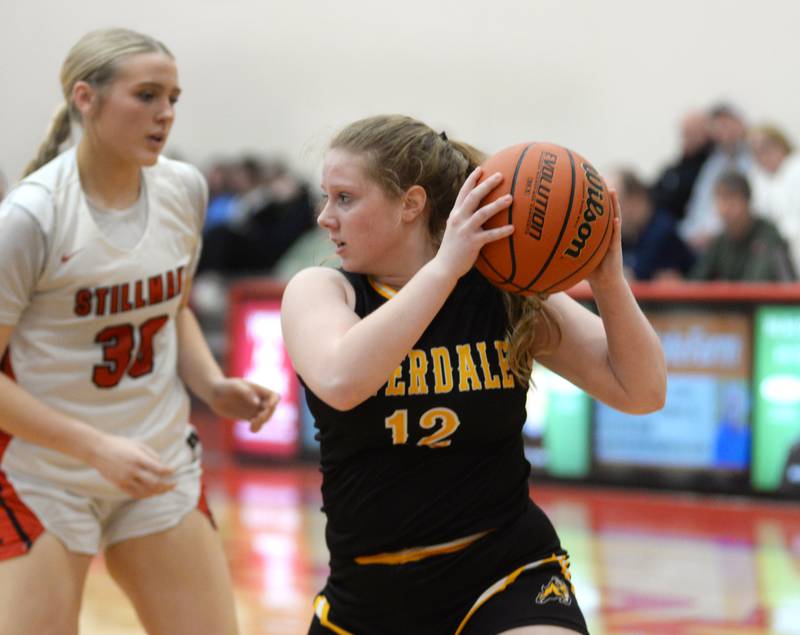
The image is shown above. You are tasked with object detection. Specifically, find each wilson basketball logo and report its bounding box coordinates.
[564,162,606,259]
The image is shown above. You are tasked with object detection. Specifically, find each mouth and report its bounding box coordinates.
[331,239,346,253]
[146,133,166,146]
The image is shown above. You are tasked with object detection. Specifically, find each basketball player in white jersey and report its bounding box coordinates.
[0,29,279,635]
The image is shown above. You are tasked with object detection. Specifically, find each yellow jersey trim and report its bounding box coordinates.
[454,552,573,635]
[354,530,491,566]
[313,595,354,635]
[367,276,398,300]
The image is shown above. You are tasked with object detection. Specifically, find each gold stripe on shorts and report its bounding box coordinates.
[454,552,572,635]
[313,595,354,635]
[354,529,492,565]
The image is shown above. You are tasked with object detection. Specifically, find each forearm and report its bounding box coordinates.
[591,277,667,411]
[0,375,105,464]
[176,306,225,405]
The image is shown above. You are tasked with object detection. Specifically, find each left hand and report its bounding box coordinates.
[209,378,280,433]
[586,188,625,289]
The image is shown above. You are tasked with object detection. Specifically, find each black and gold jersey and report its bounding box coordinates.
[303,267,548,560]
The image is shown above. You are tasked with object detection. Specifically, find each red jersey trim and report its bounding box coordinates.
[0,346,46,559]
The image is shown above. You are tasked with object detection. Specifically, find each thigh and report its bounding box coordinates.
[104,509,238,635]
[0,532,92,635]
[3,468,103,554]
[102,456,207,546]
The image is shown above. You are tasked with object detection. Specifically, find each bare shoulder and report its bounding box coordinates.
[283,266,354,308]
[286,265,347,288]
[280,267,360,371]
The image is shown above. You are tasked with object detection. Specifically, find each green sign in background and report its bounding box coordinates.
[751,306,800,491]
[535,368,592,478]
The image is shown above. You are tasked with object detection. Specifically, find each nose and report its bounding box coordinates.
[156,98,175,125]
[317,200,338,230]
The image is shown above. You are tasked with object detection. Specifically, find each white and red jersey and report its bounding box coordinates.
[0,148,206,498]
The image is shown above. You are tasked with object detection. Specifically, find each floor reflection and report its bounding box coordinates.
[80,465,800,634]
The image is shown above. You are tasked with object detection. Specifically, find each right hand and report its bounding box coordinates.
[434,168,515,279]
[88,434,176,498]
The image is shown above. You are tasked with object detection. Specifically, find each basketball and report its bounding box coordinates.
[475,142,613,295]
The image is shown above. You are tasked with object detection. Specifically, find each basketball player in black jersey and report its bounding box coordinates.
[281,115,666,635]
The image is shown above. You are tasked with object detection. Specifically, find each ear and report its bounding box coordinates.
[401,185,428,223]
[71,81,98,118]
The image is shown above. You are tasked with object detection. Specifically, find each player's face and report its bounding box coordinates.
[86,52,180,167]
[318,149,405,272]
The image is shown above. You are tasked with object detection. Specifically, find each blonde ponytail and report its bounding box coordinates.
[22,103,72,177]
[503,292,561,385]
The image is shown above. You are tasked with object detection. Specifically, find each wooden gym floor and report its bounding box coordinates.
[76,417,800,635]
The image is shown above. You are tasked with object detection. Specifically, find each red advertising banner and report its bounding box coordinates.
[227,299,300,458]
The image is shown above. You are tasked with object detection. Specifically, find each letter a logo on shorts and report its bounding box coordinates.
[535,575,572,606]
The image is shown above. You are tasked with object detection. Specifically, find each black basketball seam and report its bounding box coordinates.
[499,277,528,292]
[477,252,529,292]
[519,148,578,292]
[542,197,613,293]
[499,143,533,284]
[477,251,508,283]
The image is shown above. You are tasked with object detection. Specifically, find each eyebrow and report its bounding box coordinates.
[321,184,357,196]
[134,81,182,95]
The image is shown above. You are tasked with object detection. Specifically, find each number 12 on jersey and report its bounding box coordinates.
[384,407,460,448]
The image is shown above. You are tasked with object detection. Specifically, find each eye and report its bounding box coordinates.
[169,95,180,106]
[138,91,155,102]
[337,192,351,205]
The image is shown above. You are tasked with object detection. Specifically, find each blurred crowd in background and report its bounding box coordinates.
[184,103,800,290]
[611,103,798,285]
[2,101,798,329]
